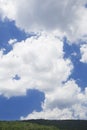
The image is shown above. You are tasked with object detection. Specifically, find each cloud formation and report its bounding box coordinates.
[21,80,87,120]
[0,31,87,119]
[0,0,87,41]
[0,32,72,97]
[80,44,87,63]
[21,104,87,120]
[0,0,87,120]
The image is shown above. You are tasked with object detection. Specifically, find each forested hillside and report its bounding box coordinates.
[0,120,87,130]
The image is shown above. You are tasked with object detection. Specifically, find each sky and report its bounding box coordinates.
[0,0,87,120]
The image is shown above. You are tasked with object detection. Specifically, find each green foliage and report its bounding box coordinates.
[0,121,58,130]
[0,120,87,130]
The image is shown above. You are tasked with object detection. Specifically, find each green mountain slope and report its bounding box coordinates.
[0,120,87,130]
[0,121,57,130]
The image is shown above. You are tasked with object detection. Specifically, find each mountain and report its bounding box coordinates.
[0,119,87,130]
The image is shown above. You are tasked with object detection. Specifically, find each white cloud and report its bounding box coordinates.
[8,39,17,45]
[43,80,81,110]
[0,0,87,41]
[0,32,87,119]
[0,32,72,98]
[21,104,87,120]
[21,80,87,120]
[0,0,16,20]
[0,1,87,119]
[80,44,87,63]
[21,108,73,120]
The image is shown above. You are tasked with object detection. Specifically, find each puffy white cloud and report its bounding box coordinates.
[0,0,87,119]
[21,79,87,120]
[0,32,72,98]
[0,0,16,20]
[0,31,87,119]
[80,44,87,63]
[0,0,87,41]
[8,39,17,45]
[43,80,81,110]
[21,108,74,120]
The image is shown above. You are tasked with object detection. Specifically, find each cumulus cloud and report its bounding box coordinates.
[80,44,87,63]
[21,108,74,120]
[8,39,17,45]
[21,80,87,120]
[0,0,16,20]
[43,80,81,110]
[0,31,87,119]
[0,32,72,98]
[0,0,87,41]
[21,105,87,120]
[0,0,87,120]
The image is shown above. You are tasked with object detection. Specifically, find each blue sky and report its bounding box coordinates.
[63,38,87,89]
[0,0,87,120]
[0,89,44,120]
